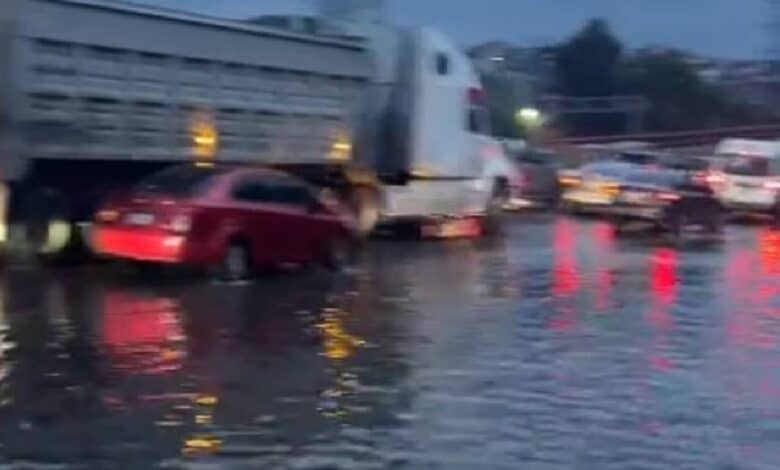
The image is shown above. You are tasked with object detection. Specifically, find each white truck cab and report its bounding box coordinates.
[716,139,780,215]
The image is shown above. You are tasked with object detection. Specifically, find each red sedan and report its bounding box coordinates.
[93,165,355,279]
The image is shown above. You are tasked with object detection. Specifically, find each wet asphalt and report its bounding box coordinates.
[0,213,778,469]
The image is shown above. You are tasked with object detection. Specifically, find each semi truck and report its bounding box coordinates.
[0,0,510,257]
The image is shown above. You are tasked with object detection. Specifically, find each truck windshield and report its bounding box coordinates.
[724,155,770,177]
[135,165,223,197]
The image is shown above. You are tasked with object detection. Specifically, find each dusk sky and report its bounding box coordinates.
[141,0,766,59]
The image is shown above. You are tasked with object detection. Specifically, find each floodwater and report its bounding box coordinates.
[0,215,779,469]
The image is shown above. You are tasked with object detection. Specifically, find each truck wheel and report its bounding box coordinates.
[23,188,76,260]
[773,203,780,229]
[707,205,724,235]
[665,210,684,244]
[483,180,508,236]
[347,187,379,239]
[612,216,628,235]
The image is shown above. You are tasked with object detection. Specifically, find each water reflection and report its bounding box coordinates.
[0,219,780,467]
[550,218,580,332]
[593,222,615,313]
[101,292,185,375]
[647,248,678,372]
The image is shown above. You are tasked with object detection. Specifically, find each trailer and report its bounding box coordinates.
[0,0,509,257]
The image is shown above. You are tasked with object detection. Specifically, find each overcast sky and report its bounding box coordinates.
[140,0,767,59]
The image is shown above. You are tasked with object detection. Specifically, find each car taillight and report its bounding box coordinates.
[656,192,681,202]
[514,170,527,188]
[96,209,119,223]
[559,175,581,187]
[764,180,780,190]
[705,172,725,185]
[167,214,192,233]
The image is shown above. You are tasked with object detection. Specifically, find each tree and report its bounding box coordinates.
[617,51,763,131]
[553,19,624,134]
[481,73,523,138]
[554,19,622,98]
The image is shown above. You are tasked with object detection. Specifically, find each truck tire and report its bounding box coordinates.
[482,179,508,236]
[23,187,78,260]
[347,186,380,239]
[706,204,724,235]
[773,202,780,228]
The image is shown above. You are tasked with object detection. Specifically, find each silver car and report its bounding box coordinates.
[561,161,636,214]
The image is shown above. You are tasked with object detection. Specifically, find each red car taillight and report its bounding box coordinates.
[166,214,192,234]
[655,192,680,203]
[96,209,120,223]
[514,170,527,189]
[705,172,725,185]
[764,180,780,191]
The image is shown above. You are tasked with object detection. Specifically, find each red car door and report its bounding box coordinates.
[264,180,317,264]
[228,176,287,267]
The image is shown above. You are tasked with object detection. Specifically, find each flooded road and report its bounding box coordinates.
[0,214,779,469]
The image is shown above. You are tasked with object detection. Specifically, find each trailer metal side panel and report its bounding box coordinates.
[22,0,370,77]
[0,0,373,180]
[0,2,25,180]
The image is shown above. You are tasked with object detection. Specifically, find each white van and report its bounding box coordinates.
[716,139,780,217]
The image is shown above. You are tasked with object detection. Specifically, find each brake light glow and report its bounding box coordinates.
[514,170,527,188]
[559,176,581,187]
[706,172,726,185]
[468,87,486,105]
[96,209,119,223]
[656,192,681,202]
[764,180,780,190]
[167,214,192,234]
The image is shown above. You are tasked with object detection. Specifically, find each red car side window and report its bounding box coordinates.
[230,176,312,209]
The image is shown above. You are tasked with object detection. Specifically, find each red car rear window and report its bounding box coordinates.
[135,165,225,197]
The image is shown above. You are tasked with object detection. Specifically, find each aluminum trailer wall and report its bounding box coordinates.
[0,0,373,181]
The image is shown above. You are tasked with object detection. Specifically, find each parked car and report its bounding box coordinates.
[560,161,635,214]
[505,150,561,209]
[609,169,723,237]
[93,164,356,279]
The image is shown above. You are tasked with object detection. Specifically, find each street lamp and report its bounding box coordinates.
[516,107,541,125]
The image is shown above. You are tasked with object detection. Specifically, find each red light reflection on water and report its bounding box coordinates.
[759,229,780,276]
[550,218,581,331]
[725,230,780,348]
[593,222,614,312]
[102,291,185,375]
[650,248,677,309]
[552,218,579,298]
[647,248,678,371]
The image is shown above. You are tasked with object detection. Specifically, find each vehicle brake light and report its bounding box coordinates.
[656,192,680,202]
[96,209,119,223]
[764,180,780,190]
[514,170,527,188]
[168,214,192,233]
[559,176,581,187]
[468,87,486,105]
[705,172,725,185]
